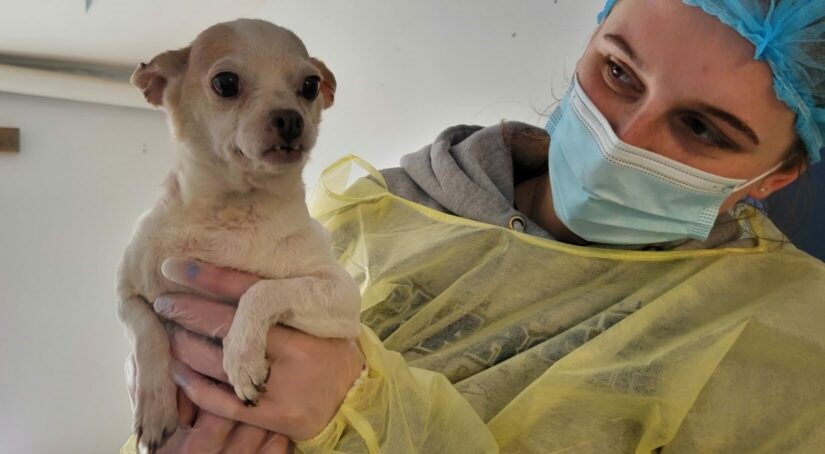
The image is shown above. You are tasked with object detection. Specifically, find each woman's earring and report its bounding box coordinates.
[758,186,768,194]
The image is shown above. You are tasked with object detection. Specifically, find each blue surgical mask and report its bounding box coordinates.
[545,77,782,245]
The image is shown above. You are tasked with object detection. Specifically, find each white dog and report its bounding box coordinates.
[117,19,361,452]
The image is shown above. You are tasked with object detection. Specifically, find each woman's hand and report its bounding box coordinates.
[156,258,365,441]
[125,355,292,453]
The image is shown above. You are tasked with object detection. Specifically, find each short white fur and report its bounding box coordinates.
[117,19,360,452]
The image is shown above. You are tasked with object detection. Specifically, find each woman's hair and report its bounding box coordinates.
[783,137,808,175]
[783,0,825,173]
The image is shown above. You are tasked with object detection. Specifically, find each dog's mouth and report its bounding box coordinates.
[260,144,305,164]
[232,144,305,166]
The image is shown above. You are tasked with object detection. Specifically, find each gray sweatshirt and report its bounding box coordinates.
[379,121,753,250]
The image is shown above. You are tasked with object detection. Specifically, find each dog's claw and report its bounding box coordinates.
[250,365,271,395]
[206,336,223,347]
[142,427,173,454]
[223,334,271,405]
[254,381,267,393]
[133,374,178,454]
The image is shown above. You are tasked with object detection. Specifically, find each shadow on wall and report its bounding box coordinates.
[768,163,825,262]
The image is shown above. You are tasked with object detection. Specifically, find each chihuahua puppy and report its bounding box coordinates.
[118,19,361,451]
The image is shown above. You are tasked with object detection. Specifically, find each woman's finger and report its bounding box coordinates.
[153,410,236,454]
[179,411,237,454]
[171,359,254,418]
[224,424,269,454]
[177,388,199,429]
[156,292,300,358]
[171,328,228,383]
[154,293,236,339]
[171,359,277,431]
[169,360,291,454]
[161,258,260,301]
[259,433,293,454]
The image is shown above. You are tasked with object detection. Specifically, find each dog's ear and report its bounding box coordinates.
[131,47,190,107]
[310,57,337,109]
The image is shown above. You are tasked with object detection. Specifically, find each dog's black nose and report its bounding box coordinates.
[269,109,304,143]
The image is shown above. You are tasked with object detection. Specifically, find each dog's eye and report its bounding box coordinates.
[212,72,240,98]
[301,76,321,101]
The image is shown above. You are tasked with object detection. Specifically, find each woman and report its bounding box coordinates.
[124,0,825,452]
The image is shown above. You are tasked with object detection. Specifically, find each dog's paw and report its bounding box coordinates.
[134,376,178,453]
[223,334,271,406]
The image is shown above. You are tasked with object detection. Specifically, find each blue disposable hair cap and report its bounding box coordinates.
[597,0,825,165]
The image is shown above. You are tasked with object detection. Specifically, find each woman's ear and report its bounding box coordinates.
[748,165,806,200]
[310,57,337,109]
[131,47,191,107]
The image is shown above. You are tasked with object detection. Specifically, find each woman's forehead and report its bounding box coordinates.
[605,0,761,79]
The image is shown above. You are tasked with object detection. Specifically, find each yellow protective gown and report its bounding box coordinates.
[299,156,825,453]
[122,155,825,453]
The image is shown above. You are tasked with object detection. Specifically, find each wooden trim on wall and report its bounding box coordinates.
[0,127,20,152]
[0,63,149,110]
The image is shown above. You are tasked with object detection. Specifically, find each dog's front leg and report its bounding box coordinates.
[223,272,361,404]
[118,292,178,452]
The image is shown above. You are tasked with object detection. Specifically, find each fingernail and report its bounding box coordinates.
[153,296,173,315]
[170,360,190,386]
[161,258,199,283]
[186,262,199,279]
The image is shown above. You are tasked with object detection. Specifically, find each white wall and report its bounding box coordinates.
[0,92,174,453]
[0,1,602,452]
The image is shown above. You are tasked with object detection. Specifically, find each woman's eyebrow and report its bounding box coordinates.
[603,33,760,147]
[698,103,761,145]
[604,33,645,70]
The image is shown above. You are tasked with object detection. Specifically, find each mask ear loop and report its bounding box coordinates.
[735,160,786,194]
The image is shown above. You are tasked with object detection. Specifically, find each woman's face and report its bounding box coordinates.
[577,0,801,211]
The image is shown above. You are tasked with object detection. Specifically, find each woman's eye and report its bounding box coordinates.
[681,115,733,149]
[608,61,633,84]
[212,72,240,98]
[301,76,321,101]
[604,59,642,94]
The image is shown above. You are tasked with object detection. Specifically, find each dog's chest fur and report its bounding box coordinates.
[121,197,334,302]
